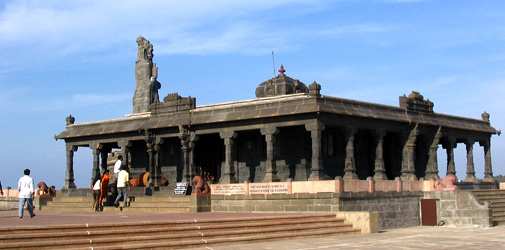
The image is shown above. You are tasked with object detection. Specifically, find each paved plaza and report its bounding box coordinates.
[1,210,504,249]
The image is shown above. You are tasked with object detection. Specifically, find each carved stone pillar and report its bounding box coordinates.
[425,127,442,180]
[118,141,131,170]
[145,129,156,187]
[63,145,77,189]
[219,131,237,183]
[189,133,199,178]
[444,136,457,176]
[480,139,494,182]
[306,122,327,181]
[401,124,418,180]
[100,147,110,174]
[373,130,387,180]
[344,127,358,180]
[464,139,477,182]
[260,127,280,182]
[91,143,102,183]
[179,126,191,183]
[154,137,164,188]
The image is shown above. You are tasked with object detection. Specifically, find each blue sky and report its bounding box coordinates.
[0,0,503,189]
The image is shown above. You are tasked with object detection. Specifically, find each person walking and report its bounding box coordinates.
[114,165,131,208]
[90,176,101,211]
[18,169,35,218]
[98,170,111,210]
[113,155,123,181]
[0,179,4,196]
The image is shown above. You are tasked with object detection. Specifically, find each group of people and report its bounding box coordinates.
[90,155,131,211]
[90,169,111,211]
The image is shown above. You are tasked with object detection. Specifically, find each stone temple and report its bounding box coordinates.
[55,36,499,192]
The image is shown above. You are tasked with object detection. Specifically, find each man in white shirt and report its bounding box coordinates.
[114,155,123,180]
[18,169,35,218]
[114,165,131,208]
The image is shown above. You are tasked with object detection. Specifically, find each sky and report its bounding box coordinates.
[0,0,504,189]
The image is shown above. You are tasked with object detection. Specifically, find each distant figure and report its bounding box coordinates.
[99,170,111,210]
[114,165,131,208]
[114,155,123,181]
[90,176,101,211]
[18,169,35,218]
[49,186,56,197]
[0,179,3,196]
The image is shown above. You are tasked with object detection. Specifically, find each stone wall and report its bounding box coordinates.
[424,191,492,227]
[211,192,422,229]
[338,192,422,229]
[212,193,340,213]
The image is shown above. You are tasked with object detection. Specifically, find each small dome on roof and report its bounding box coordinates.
[255,65,308,98]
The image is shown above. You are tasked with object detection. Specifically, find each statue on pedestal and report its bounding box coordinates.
[133,36,161,114]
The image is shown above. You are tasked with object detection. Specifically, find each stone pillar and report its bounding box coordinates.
[63,145,77,189]
[444,136,457,176]
[154,137,164,188]
[100,147,110,174]
[373,130,387,180]
[401,124,418,180]
[260,127,280,182]
[118,141,131,170]
[425,127,442,180]
[306,122,327,181]
[464,139,477,182]
[145,129,156,187]
[344,127,358,180]
[91,144,102,183]
[179,126,191,183]
[480,139,494,182]
[219,131,237,183]
[189,133,199,178]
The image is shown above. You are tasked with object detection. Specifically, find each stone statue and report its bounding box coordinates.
[192,176,211,194]
[133,36,161,114]
[434,174,458,191]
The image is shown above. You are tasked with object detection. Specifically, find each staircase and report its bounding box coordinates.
[0,214,360,249]
[472,189,505,225]
[44,187,191,212]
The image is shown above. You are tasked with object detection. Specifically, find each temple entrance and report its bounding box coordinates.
[194,134,224,183]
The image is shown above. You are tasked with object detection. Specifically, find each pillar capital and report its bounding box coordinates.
[66,144,78,152]
[260,127,279,135]
[219,131,237,139]
[117,140,131,148]
[374,129,386,140]
[305,121,325,132]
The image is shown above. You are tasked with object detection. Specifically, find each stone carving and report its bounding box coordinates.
[133,36,161,114]
[37,182,55,197]
[434,174,458,191]
[255,65,308,98]
[192,176,211,194]
[399,91,434,113]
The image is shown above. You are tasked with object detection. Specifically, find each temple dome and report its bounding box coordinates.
[255,65,308,98]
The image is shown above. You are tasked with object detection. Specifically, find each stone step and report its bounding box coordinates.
[0,218,344,243]
[130,201,190,207]
[0,214,356,249]
[472,190,505,225]
[52,197,93,202]
[0,214,337,235]
[133,196,190,202]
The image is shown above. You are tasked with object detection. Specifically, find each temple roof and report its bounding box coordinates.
[54,93,497,141]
